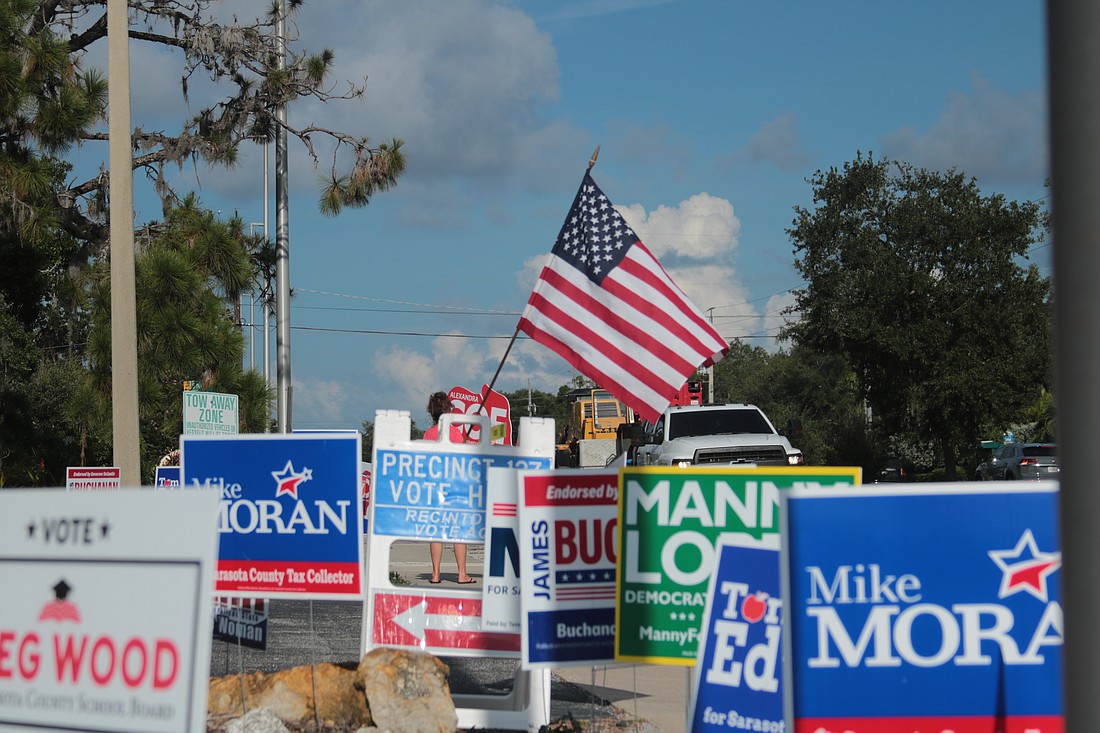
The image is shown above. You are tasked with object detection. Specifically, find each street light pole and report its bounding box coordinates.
[275,0,292,432]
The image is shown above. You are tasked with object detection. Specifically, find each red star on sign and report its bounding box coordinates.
[988,529,1061,602]
[271,461,312,499]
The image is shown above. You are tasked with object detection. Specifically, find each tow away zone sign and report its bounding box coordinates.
[183,391,238,436]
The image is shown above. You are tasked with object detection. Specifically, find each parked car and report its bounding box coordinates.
[981,443,1059,480]
[874,457,907,483]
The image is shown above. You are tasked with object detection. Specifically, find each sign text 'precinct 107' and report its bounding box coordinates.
[372,447,550,541]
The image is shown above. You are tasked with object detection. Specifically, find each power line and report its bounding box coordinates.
[292,325,526,339]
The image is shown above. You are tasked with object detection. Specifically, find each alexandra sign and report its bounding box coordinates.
[0,489,220,733]
[783,483,1063,733]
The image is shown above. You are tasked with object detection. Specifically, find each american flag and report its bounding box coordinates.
[518,171,729,423]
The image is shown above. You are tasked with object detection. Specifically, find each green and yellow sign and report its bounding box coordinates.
[614,466,861,665]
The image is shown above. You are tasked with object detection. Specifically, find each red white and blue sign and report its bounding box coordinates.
[180,434,364,599]
[689,535,784,733]
[518,469,618,669]
[370,591,520,655]
[155,465,181,488]
[782,483,1062,733]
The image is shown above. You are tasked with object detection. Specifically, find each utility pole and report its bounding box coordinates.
[275,0,292,432]
[107,0,141,485]
[706,307,717,404]
[1049,2,1100,730]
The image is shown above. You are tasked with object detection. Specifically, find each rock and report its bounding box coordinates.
[223,707,290,733]
[208,663,372,730]
[356,648,457,733]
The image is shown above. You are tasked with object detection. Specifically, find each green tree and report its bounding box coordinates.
[501,387,570,440]
[784,153,1051,478]
[713,340,873,468]
[0,1,407,483]
[80,196,272,481]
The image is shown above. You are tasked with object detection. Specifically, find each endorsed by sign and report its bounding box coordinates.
[180,433,363,599]
[519,469,619,669]
[783,483,1062,733]
[182,390,238,436]
[0,488,220,733]
[689,535,783,733]
[66,466,121,491]
[616,466,860,665]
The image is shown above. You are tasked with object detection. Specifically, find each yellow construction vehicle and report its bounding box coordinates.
[554,388,635,467]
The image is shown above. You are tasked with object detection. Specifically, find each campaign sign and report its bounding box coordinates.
[782,483,1062,733]
[155,466,181,488]
[371,591,519,655]
[449,384,512,445]
[180,433,363,599]
[689,535,783,733]
[519,469,619,669]
[363,410,557,660]
[211,598,269,651]
[481,467,523,634]
[0,488,220,733]
[371,416,551,542]
[617,466,860,665]
[66,466,121,491]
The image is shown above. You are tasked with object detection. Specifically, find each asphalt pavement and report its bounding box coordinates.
[209,540,688,732]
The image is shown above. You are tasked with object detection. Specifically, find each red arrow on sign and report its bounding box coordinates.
[371,591,519,653]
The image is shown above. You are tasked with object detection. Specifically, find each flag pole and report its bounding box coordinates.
[468,151,599,436]
[463,327,522,440]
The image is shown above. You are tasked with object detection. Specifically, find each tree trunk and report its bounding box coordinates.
[940,432,958,480]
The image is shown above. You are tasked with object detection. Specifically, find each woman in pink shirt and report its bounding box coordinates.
[423,391,475,584]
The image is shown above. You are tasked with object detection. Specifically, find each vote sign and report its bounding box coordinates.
[783,483,1062,733]
[616,466,860,665]
[180,434,363,599]
[0,489,220,733]
[372,440,550,542]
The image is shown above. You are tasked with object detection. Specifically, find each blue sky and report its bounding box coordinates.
[100,0,1049,430]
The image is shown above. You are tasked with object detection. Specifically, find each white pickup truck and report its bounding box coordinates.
[631,403,804,467]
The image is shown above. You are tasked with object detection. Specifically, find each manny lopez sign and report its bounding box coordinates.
[782,483,1062,733]
[0,488,221,733]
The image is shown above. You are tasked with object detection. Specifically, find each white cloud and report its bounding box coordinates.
[292,376,361,428]
[617,193,741,260]
[880,73,1047,183]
